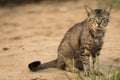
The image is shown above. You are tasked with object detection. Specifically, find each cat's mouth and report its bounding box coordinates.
[92,25,103,32]
[91,23,105,32]
[96,27,101,30]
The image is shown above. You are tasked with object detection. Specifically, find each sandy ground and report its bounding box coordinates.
[0,1,120,80]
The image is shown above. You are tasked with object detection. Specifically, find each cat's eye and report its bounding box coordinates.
[106,18,109,22]
[102,17,109,22]
[102,18,106,20]
[91,18,96,20]
[89,18,96,22]
[105,18,109,22]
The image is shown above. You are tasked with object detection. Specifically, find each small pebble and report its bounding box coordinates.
[3,47,9,51]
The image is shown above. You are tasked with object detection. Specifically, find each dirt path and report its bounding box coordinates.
[0,1,120,80]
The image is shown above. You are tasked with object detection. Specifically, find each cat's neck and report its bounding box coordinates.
[89,28,106,39]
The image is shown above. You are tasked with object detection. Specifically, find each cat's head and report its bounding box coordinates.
[85,5,112,31]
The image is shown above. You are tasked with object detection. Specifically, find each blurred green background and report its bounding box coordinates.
[0,0,120,8]
[97,0,120,8]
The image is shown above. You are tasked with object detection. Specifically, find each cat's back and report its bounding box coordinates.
[59,21,86,50]
[65,21,86,38]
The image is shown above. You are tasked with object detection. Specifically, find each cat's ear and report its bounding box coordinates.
[104,5,112,15]
[84,5,93,16]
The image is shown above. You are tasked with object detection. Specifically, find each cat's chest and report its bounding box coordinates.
[86,37,103,51]
[90,38,102,46]
[81,35,103,51]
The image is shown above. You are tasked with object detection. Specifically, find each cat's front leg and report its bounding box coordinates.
[92,53,102,75]
[80,49,90,76]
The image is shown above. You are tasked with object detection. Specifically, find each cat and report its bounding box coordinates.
[28,5,112,76]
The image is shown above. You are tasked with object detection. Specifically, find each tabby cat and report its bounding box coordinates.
[28,5,112,76]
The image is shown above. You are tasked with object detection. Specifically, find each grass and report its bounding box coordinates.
[97,0,120,8]
[65,68,120,80]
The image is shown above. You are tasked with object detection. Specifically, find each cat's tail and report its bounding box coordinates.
[28,59,57,72]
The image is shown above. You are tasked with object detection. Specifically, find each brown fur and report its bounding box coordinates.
[29,6,112,76]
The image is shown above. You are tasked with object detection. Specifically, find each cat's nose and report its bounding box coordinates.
[98,23,101,26]
[98,25,101,28]
[96,23,101,27]
[97,23,102,28]
[96,19,102,26]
